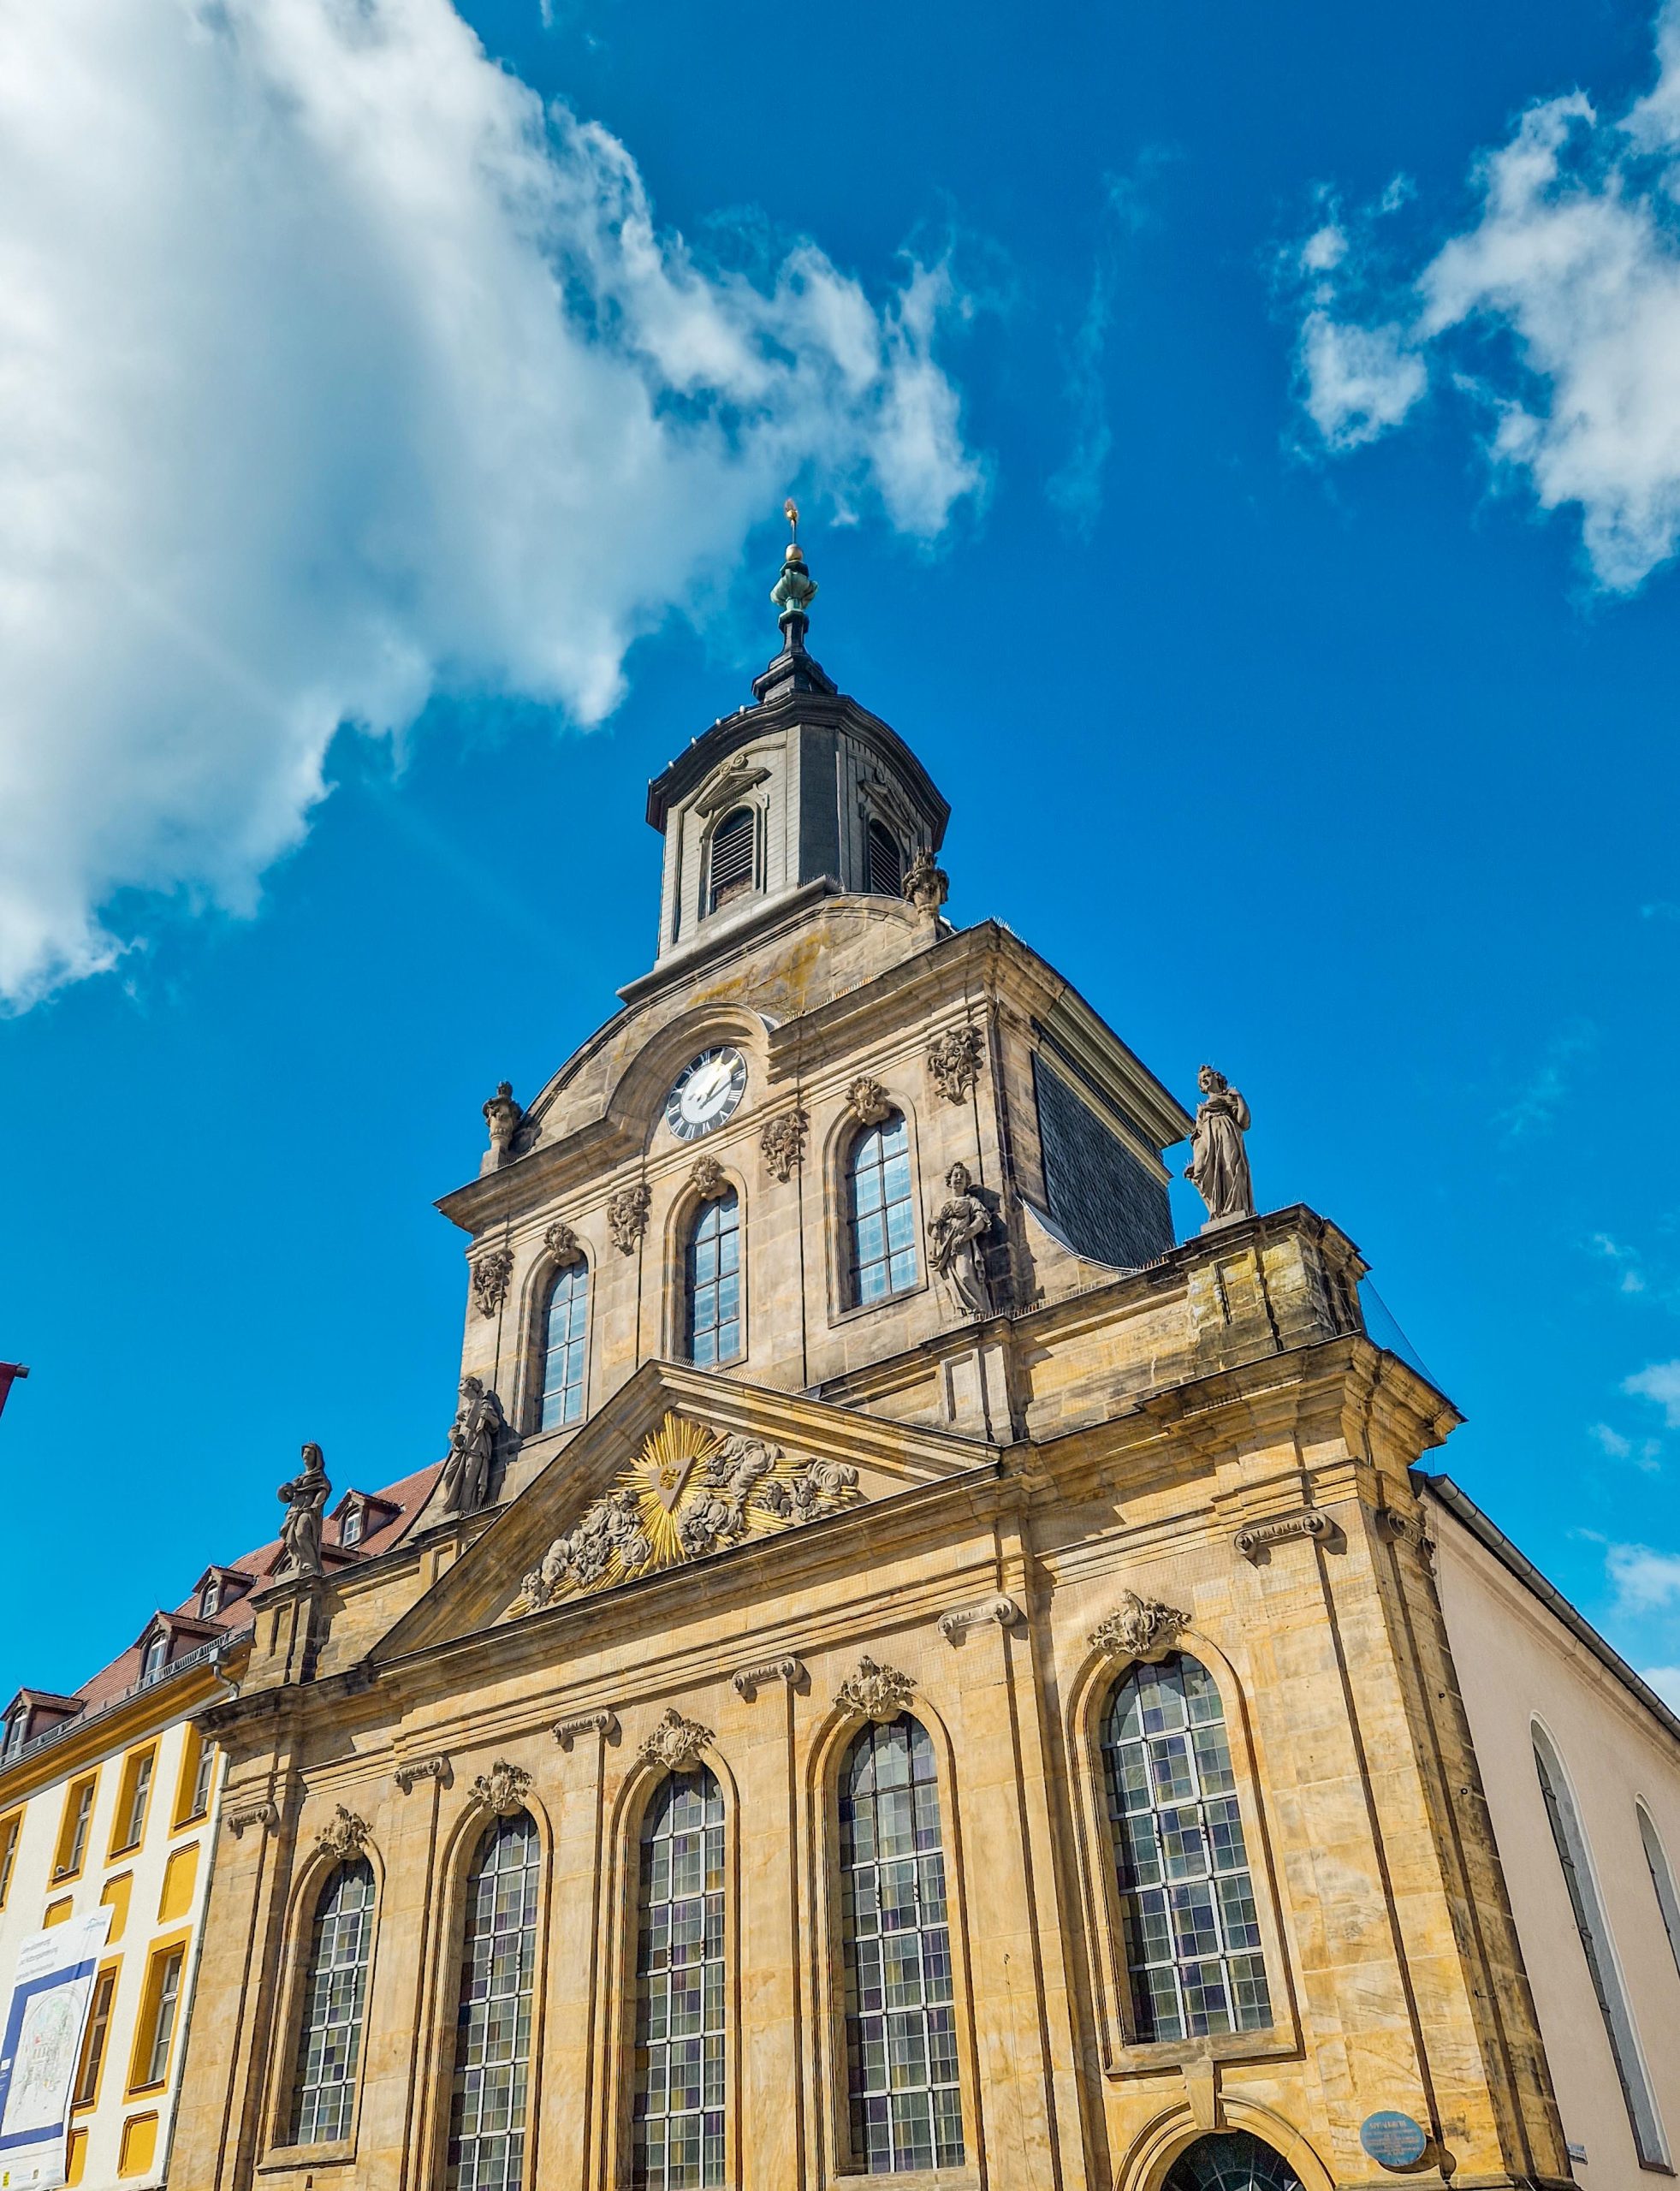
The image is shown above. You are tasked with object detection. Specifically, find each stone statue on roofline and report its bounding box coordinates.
[1185,1065,1254,1230]
[276,1443,331,1579]
[440,1375,507,1517]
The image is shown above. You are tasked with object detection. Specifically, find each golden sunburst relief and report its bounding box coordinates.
[516,1411,862,1612]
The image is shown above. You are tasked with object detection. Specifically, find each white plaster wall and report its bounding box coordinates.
[1431,1498,1680,2186]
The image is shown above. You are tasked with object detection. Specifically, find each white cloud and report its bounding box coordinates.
[1591,1232,1647,1292]
[0,0,983,1008]
[1494,1020,1596,1140]
[1607,1541,1680,1608]
[1590,1421,1633,1458]
[1626,1360,1680,1425]
[1292,2,1680,592]
[1643,1664,1680,1707]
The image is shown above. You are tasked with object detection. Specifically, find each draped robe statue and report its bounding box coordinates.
[441,1376,506,1517]
[1185,1066,1254,1228]
[276,1443,330,1578]
[927,1161,994,1318]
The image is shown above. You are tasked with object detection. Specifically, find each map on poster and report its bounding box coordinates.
[0,1911,111,2189]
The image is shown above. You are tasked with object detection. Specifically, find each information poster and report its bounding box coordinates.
[0,1911,111,2190]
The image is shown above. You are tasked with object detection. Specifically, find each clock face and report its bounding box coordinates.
[665,1047,748,1142]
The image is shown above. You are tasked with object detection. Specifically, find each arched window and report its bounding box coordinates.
[288,1858,376,2145]
[838,1714,963,2175]
[447,1814,541,2191]
[866,820,903,897]
[683,1192,741,1367]
[1637,1801,1680,1984]
[634,1768,726,2189]
[140,1631,169,1686]
[1101,1654,1271,2042]
[1163,2131,1305,2191]
[846,1113,917,1307]
[1533,1727,1668,2166]
[540,1260,589,1429]
[707,808,756,914]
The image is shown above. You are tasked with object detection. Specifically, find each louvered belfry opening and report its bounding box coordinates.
[708,807,757,912]
[866,819,903,897]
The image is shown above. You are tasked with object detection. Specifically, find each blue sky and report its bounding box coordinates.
[3,0,1680,1706]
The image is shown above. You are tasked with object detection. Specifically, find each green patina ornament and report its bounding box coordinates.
[771,540,817,620]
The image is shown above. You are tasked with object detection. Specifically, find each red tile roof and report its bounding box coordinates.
[59,1460,445,1716]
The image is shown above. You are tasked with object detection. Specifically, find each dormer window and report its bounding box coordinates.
[707,807,757,913]
[866,818,904,897]
[341,1506,363,1548]
[2,1713,23,1761]
[200,1579,220,1619]
[139,1631,169,1687]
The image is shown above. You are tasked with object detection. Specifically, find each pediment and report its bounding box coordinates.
[373,1361,997,1661]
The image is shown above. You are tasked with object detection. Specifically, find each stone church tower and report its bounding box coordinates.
[173,539,1570,2191]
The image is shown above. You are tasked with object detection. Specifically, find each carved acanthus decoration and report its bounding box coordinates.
[903,849,949,915]
[732,1657,804,1701]
[927,1024,984,1104]
[483,1081,525,1170]
[553,1711,619,1751]
[393,1755,452,1793]
[518,1413,860,1612]
[225,1801,279,1838]
[759,1107,808,1184]
[638,1708,713,1773]
[689,1154,729,1202]
[543,1220,582,1266]
[938,1595,1020,1645]
[846,1074,893,1126]
[607,1183,652,1255]
[315,1805,369,1862]
[1232,1509,1336,1561]
[472,1247,514,1319]
[834,1655,916,1725]
[471,1761,531,1817]
[1089,1590,1191,1665]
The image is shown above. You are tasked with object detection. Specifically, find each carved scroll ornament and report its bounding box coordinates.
[472,1248,514,1319]
[638,1708,713,1773]
[834,1655,916,1724]
[732,1657,804,1701]
[938,1595,1019,1645]
[225,1801,279,1839]
[315,1805,370,1862]
[1232,1510,1334,1561]
[1089,1590,1190,1665]
[607,1183,652,1255]
[927,1024,984,1104]
[394,1755,452,1794]
[759,1107,809,1183]
[472,1761,532,1817]
[553,1711,619,1751]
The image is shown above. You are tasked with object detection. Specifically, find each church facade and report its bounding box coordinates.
[166,542,1606,2191]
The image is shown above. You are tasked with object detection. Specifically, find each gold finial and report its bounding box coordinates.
[784,497,799,543]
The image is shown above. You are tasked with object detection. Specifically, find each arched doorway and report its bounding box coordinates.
[1163,2131,1306,2191]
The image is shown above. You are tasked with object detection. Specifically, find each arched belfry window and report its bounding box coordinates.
[633,1768,726,2189]
[707,808,756,914]
[838,1715,963,2175]
[1101,1654,1271,2042]
[866,819,903,898]
[288,1858,376,2145]
[1533,1726,1668,2166]
[683,1192,741,1367]
[847,1113,917,1306]
[447,1813,541,2191]
[540,1258,589,1429]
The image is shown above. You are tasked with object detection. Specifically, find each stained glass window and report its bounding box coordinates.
[1101,1654,1272,2043]
[447,1814,541,2191]
[540,1260,589,1429]
[847,1115,917,1307]
[633,1769,726,2189]
[683,1194,741,1368]
[288,1859,376,2144]
[839,1715,964,2174]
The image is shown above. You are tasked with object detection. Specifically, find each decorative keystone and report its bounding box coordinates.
[638,1708,714,1773]
[834,1655,916,1724]
[543,1220,582,1265]
[689,1154,729,1202]
[1089,1590,1190,1665]
[315,1805,370,1862]
[846,1075,893,1125]
[472,1761,532,1816]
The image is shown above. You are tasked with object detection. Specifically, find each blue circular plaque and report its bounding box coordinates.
[1361,2113,1428,2170]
